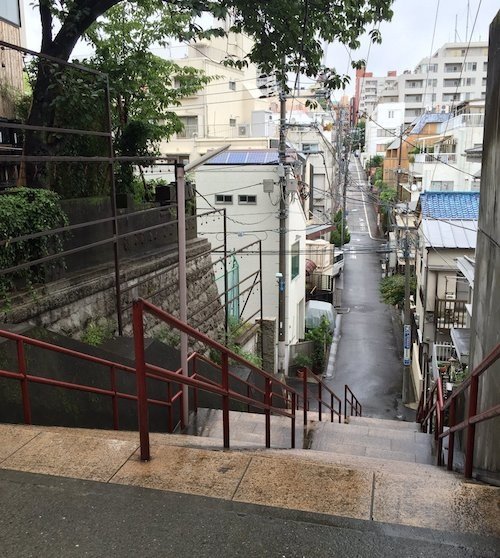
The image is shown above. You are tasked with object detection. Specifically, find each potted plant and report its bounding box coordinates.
[294,353,313,379]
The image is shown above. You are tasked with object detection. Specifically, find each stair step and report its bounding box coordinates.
[347,415,419,432]
[315,421,432,445]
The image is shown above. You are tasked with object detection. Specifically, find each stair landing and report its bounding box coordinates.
[1,421,499,540]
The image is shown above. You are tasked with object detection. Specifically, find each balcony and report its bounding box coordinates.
[434,298,467,330]
[443,113,484,130]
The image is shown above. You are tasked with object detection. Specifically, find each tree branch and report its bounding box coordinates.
[39,0,53,51]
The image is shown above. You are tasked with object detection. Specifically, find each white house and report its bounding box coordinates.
[364,102,405,159]
[195,149,309,373]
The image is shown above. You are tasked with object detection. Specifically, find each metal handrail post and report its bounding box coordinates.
[291,393,296,449]
[132,301,150,461]
[110,365,119,430]
[303,370,308,425]
[318,382,322,422]
[465,373,479,478]
[17,340,31,424]
[447,398,456,471]
[221,351,230,449]
[265,377,271,448]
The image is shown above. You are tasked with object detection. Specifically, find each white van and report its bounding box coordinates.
[332,250,344,277]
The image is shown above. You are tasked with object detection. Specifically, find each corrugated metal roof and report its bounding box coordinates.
[420,192,479,219]
[421,219,477,248]
[410,113,451,135]
[204,150,288,165]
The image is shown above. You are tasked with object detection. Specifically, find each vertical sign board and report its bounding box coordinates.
[403,324,411,366]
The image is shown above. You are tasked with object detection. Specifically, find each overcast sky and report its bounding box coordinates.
[22,0,499,96]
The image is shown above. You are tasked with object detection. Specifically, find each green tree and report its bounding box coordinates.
[379,274,416,307]
[330,209,350,247]
[25,0,395,187]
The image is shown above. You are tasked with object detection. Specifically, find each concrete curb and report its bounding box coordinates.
[324,313,342,379]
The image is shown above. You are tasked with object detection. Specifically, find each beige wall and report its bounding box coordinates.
[0,20,24,117]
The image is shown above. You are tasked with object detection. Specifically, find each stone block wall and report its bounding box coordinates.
[469,12,500,479]
[2,238,225,345]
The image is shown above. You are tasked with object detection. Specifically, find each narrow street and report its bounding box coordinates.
[326,157,413,421]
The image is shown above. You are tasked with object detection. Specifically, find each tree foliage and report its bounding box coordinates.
[379,274,416,307]
[0,188,68,300]
[330,209,350,247]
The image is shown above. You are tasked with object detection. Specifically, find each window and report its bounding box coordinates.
[483,61,488,71]
[229,118,236,127]
[388,110,395,118]
[302,143,319,153]
[463,77,475,86]
[229,80,236,91]
[0,0,20,25]
[430,181,454,191]
[291,242,300,279]
[482,77,487,86]
[427,79,437,87]
[238,194,257,204]
[215,194,233,204]
[466,62,477,71]
[177,116,198,138]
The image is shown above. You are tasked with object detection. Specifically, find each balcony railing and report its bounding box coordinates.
[441,113,484,131]
[431,343,455,380]
[435,298,467,329]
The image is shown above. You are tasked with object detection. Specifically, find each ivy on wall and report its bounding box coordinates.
[0,188,68,300]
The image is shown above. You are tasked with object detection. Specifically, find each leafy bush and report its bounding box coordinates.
[81,320,115,346]
[305,316,332,373]
[379,274,416,307]
[0,188,68,299]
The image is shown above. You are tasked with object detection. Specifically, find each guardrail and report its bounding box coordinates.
[299,368,342,425]
[344,385,362,420]
[0,298,362,462]
[418,342,500,478]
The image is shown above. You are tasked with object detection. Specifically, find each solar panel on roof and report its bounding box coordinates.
[246,151,267,163]
[227,152,247,164]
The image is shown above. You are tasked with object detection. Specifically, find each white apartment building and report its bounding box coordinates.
[398,42,488,125]
[286,125,337,222]
[356,42,488,127]
[364,102,405,158]
[159,31,276,165]
[408,100,484,194]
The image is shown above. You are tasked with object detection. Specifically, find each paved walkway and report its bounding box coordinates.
[1,422,500,558]
[326,158,412,420]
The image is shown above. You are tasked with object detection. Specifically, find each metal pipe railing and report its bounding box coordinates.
[418,342,500,478]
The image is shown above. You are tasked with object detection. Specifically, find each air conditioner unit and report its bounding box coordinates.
[238,125,249,137]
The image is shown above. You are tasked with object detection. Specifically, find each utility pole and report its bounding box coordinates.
[277,79,287,376]
[402,200,411,403]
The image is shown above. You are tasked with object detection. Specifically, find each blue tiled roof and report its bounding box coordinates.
[410,113,451,135]
[420,192,479,219]
[205,150,280,165]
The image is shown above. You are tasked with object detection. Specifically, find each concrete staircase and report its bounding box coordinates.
[185,408,434,465]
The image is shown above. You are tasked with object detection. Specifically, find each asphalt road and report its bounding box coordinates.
[325,157,413,421]
[1,469,497,558]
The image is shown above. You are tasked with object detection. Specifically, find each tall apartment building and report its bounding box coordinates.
[352,68,398,124]
[353,42,488,127]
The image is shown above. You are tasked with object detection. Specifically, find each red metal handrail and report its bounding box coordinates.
[344,384,363,420]
[133,298,301,459]
[299,368,342,425]
[418,342,500,478]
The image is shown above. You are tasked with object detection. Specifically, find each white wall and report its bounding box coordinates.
[365,102,405,158]
[195,163,307,369]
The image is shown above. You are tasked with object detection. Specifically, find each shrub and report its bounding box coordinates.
[379,274,416,307]
[0,188,68,300]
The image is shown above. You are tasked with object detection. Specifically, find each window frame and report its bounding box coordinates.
[238,194,257,205]
[215,194,233,204]
[291,241,300,280]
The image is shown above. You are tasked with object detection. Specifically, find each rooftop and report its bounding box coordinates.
[421,219,477,249]
[420,192,480,220]
[203,149,298,166]
[410,113,451,135]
